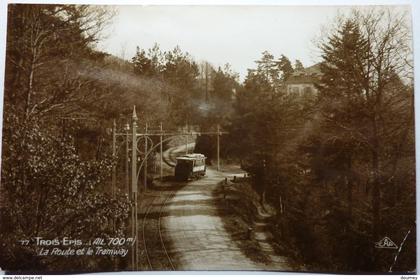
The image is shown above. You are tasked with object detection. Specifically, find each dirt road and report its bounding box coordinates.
[157,147,291,270]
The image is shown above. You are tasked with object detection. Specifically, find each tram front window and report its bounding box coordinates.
[177,160,193,169]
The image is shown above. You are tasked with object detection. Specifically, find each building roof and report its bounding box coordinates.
[285,63,322,85]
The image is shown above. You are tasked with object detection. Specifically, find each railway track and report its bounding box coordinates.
[139,141,197,270]
[141,189,177,270]
[140,145,182,270]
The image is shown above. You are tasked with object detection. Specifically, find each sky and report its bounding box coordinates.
[97,5,350,80]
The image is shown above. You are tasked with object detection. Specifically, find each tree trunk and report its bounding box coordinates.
[25,51,36,120]
[346,155,353,219]
[371,148,381,240]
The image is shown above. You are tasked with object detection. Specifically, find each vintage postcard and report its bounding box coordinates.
[0,2,416,274]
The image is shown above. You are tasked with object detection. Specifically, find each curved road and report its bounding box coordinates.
[158,146,291,271]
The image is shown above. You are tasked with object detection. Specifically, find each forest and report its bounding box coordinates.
[0,4,415,273]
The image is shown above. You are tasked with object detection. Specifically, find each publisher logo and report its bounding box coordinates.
[375,236,398,249]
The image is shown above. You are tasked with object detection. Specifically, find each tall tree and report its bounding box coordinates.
[277,54,294,82]
[256,51,280,87]
[294,59,305,71]
[163,46,199,125]
[317,8,414,256]
[132,47,153,76]
[147,43,165,75]
[5,5,112,120]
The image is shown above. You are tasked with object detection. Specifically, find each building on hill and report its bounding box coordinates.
[285,63,322,96]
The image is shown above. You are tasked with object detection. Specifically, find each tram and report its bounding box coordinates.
[174,153,206,181]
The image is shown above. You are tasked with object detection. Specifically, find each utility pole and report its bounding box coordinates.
[125,123,130,196]
[131,106,138,270]
[160,122,163,180]
[205,62,209,102]
[111,119,117,270]
[185,123,188,155]
[217,124,220,171]
[144,123,148,191]
[124,122,130,267]
[112,119,117,198]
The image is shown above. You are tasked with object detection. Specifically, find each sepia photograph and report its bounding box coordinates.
[0,2,416,275]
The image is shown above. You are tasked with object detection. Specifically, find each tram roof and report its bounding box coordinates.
[176,153,206,160]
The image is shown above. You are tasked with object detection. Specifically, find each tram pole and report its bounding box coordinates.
[144,123,148,191]
[112,119,116,198]
[131,106,138,270]
[111,119,117,270]
[160,122,163,181]
[185,123,188,155]
[217,124,220,171]
[125,123,130,196]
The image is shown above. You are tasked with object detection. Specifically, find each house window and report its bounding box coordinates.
[291,86,300,94]
[304,86,313,94]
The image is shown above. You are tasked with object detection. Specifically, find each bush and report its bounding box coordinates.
[0,114,129,272]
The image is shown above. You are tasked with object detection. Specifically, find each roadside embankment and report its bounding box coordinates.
[213,173,297,271]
